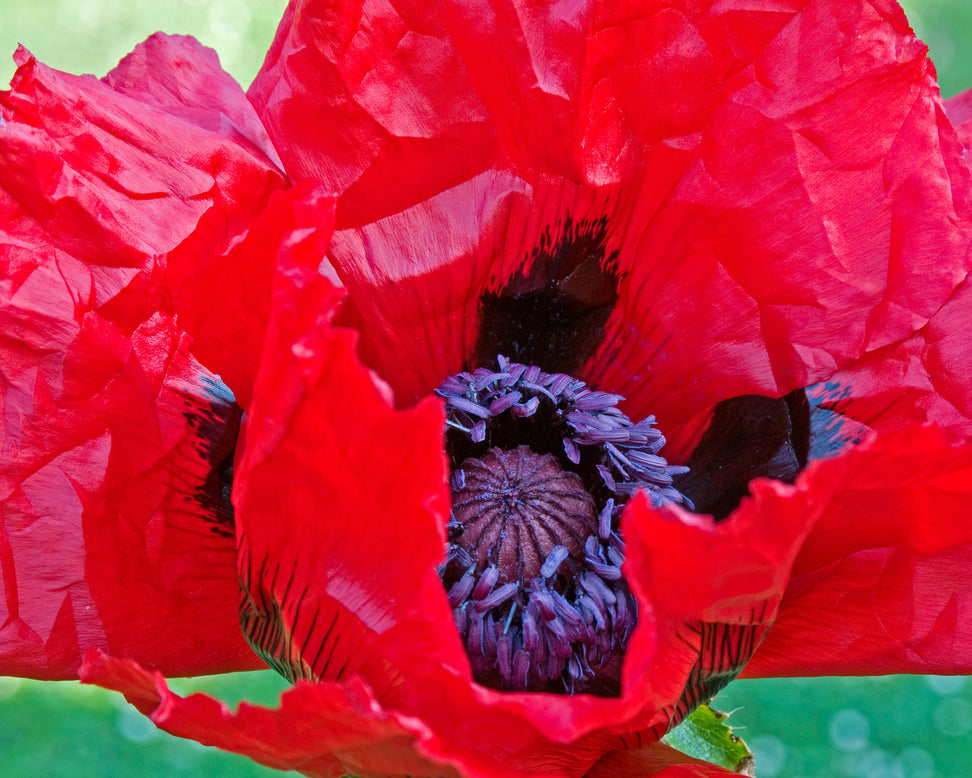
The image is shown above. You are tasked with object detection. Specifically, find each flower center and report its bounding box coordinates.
[436,356,690,695]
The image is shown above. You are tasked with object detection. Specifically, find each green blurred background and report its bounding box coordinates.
[1,1,970,776]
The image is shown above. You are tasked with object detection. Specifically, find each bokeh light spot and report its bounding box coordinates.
[933,696,972,737]
[829,708,871,752]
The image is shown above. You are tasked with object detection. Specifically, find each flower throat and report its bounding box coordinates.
[436,356,691,696]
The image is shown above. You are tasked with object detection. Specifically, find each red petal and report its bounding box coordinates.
[586,2,972,457]
[744,424,972,677]
[259,2,971,464]
[439,0,604,180]
[0,38,283,678]
[587,742,738,778]
[174,180,336,408]
[2,39,283,271]
[618,474,818,734]
[104,33,284,172]
[946,87,972,170]
[85,642,741,778]
[805,272,972,442]
[248,0,498,227]
[327,170,534,403]
[80,649,455,778]
[0,310,257,677]
[795,89,972,443]
[233,182,463,695]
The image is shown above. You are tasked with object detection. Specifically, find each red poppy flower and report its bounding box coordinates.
[3,2,972,777]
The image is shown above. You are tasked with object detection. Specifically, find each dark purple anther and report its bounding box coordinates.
[563,436,581,465]
[532,587,557,621]
[448,395,493,419]
[483,614,497,655]
[447,570,475,608]
[597,499,614,540]
[475,582,518,613]
[540,545,570,579]
[522,609,540,652]
[450,469,466,491]
[512,651,530,689]
[468,613,484,657]
[512,397,540,417]
[497,636,513,678]
[548,373,571,396]
[471,420,487,443]
[472,566,499,600]
[597,464,616,492]
[489,390,522,415]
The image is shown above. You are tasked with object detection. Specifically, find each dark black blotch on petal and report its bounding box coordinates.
[475,214,620,375]
[183,377,240,538]
[674,390,810,519]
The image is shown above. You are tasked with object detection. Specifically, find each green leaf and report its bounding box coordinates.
[663,704,755,775]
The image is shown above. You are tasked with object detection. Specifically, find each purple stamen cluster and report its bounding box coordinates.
[435,356,691,696]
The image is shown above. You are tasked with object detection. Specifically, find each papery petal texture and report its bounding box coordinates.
[232,184,460,696]
[746,424,972,677]
[83,641,742,778]
[81,649,453,778]
[0,35,285,678]
[248,0,498,227]
[795,83,972,465]
[946,87,972,170]
[806,274,972,443]
[253,0,972,459]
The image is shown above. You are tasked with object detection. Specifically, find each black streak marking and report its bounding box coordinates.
[651,606,769,738]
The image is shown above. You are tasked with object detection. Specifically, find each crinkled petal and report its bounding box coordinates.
[269,1,971,462]
[80,649,455,778]
[618,474,819,736]
[791,86,972,444]
[175,180,335,408]
[104,33,284,172]
[945,87,972,170]
[0,307,256,677]
[0,37,284,678]
[233,184,463,698]
[2,39,284,273]
[745,424,972,677]
[327,169,533,402]
[248,0,498,227]
[438,0,599,180]
[580,0,972,456]
[805,270,972,443]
